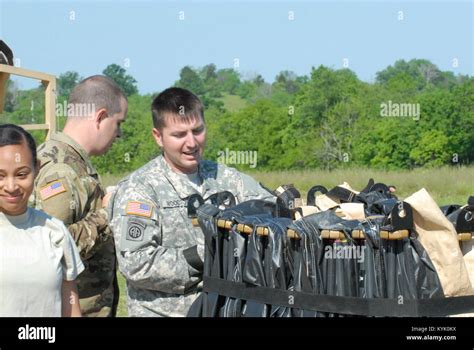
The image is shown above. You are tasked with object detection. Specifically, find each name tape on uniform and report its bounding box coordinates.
[39,180,67,200]
[126,201,153,218]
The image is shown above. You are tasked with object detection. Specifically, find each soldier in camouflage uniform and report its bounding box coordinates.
[33,75,128,317]
[109,87,275,317]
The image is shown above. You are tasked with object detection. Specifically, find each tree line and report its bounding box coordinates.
[1,59,472,174]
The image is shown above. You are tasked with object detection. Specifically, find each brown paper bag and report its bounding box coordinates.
[405,188,473,297]
[455,223,474,316]
[294,206,320,220]
[461,240,474,290]
[337,203,366,220]
[314,182,359,211]
[459,205,474,289]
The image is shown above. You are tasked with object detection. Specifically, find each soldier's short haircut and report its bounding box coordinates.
[151,87,204,130]
[0,124,37,165]
[69,75,126,118]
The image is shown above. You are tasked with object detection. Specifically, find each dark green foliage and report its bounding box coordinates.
[91,94,158,174]
[103,64,138,97]
[2,59,471,173]
[57,71,82,98]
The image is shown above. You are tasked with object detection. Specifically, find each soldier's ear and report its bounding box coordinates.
[95,108,108,128]
[152,128,163,148]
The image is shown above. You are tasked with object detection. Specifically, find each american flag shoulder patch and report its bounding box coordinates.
[39,180,67,200]
[126,201,153,218]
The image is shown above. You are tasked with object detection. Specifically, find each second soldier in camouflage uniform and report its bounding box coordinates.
[33,76,128,317]
[109,87,275,317]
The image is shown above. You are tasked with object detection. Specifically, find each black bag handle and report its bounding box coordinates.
[307,185,328,206]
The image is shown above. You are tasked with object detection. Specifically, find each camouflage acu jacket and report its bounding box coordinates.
[33,132,118,317]
[109,154,275,317]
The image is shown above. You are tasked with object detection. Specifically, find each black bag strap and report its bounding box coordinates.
[306,185,328,206]
[326,186,356,203]
[203,277,474,317]
[360,178,375,194]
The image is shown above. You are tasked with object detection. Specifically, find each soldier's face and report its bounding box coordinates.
[0,143,37,216]
[152,115,206,174]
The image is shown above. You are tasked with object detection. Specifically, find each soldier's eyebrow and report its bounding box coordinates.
[0,165,32,173]
[15,166,32,172]
[171,127,190,134]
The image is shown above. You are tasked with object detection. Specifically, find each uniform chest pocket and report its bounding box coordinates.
[160,206,201,249]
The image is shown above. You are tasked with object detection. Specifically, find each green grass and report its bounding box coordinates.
[116,272,128,317]
[102,173,126,188]
[107,166,474,317]
[216,93,248,112]
[249,166,473,206]
[104,166,474,206]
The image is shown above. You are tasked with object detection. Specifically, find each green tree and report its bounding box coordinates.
[450,79,474,164]
[199,64,221,97]
[216,68,241,94]
[176,66,205,96]
[103,64,138,96]
[253,75,265,86]
[410,130,451,167]
[205,99,289,170]
[236,80,257,100]
[375,59,458,91]
[274,70,300,94]
[3,60,472,174]
[3,79,19,112]
[92,94,157,174]
[57,71,81,98]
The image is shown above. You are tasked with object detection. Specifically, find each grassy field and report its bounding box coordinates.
[116,273,127,317]
[106,166,474,316]
[216,93,248,112]
[104,166,474,206]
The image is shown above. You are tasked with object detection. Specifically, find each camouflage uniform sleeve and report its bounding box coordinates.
[66,207,110,259]
[109,180,202,294]
[34,163,109,260]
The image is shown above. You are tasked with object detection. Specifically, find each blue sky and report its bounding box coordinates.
[0,0,472,94]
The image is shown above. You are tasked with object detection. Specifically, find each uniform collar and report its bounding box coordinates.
[157,155,220,200]
[198,160,220,199]
[50,132,98,176]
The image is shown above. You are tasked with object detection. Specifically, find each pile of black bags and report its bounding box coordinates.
[188,182,474,317]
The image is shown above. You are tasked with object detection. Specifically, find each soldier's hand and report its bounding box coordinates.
[102,192,113,208]
[102,186,117,208]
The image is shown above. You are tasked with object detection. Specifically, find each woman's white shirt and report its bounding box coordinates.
[0,207,84,317]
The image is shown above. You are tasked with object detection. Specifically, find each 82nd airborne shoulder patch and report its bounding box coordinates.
[126,220,146,242]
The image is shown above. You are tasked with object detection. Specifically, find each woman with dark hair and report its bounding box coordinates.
[0,124,84,317]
